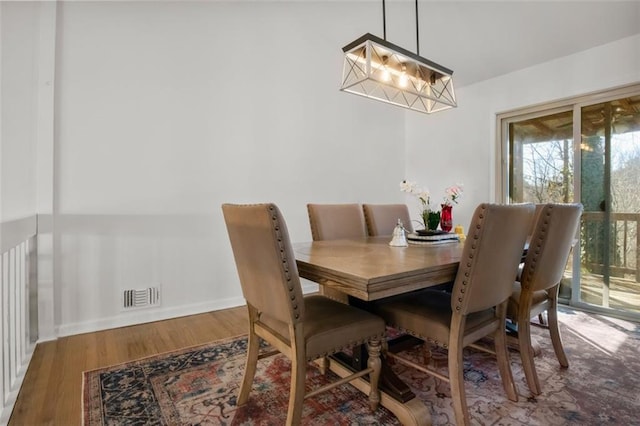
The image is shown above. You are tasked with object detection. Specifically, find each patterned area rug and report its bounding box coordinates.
[83,308,639,425]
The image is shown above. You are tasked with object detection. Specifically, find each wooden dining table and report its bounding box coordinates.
[293,236,464,426]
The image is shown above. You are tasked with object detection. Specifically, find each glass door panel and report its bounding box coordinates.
[508,110,574,204]
[579,95,640,315]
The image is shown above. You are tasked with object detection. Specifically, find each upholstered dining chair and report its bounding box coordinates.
[371,203,534,426]
[222,203,385,425]
[362,203,413,236]
[507,203,583,396]
[307,203,367,303]
[307,203,367,241]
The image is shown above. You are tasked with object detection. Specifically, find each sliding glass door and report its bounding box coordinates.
[501,86,640,320]
[579,96,640,315]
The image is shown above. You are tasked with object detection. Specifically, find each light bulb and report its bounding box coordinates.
[381,55,391,82]
[399,64,408,88]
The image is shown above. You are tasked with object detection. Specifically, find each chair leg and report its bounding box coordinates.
[547,306,569,368]
[494,323,518,402]
[518,319,542,395]
[237,327,260,406]
[286,344,307,426]
[448,320,470,426]
[422,342,433,365]
[366,338,382,412]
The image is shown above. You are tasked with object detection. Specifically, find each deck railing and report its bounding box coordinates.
[581,211,640,282]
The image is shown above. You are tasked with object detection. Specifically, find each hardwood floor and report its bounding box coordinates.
[9,306,248,425]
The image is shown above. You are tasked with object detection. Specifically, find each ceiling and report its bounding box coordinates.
[64,1,640,90]
[349,0,640,88]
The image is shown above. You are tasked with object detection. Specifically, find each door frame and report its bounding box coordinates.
[496,82,640,321]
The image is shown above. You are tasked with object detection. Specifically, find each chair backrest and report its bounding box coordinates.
[528,204,545,236]
[451,203,534,314]
[222,203,304,326]
[521,203,583,292]
[307,203,367,241]
[362,204,413,236]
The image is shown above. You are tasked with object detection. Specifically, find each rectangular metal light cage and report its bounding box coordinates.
[340,33,457,114]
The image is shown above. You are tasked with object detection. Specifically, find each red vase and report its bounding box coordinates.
[440,204,453,232]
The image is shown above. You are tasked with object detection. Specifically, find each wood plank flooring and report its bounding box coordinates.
[9,306,248,425]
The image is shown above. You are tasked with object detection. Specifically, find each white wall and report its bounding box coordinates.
[405,34,640,232]
[0,3,44,418]
[0,2,39,223]
[52,2,408,335]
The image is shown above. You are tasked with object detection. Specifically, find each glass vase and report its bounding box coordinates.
[427,211,441,231]
[440,204,453,232]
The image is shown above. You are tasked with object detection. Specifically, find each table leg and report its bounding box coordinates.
[328,357,431,426]
[331,349,416,403]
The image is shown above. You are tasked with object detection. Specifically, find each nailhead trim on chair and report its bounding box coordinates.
[521,204,551,291]
[452,203,487,313]
[363,209,370,223]
[363,207,373,236]
[307,205,319,241]
[269,204,301,320]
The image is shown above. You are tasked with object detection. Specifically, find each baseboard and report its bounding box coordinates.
[54,296,246,338]
[52,282,319,339]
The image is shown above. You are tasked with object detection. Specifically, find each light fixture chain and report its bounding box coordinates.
[415,0,420,55]
[382,0,387,40]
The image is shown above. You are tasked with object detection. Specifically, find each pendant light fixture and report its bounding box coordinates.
[340,0,457,114]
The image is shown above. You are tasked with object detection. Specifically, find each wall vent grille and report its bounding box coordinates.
[123,287,160,309]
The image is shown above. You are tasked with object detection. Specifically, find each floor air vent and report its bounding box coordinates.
[123,287,160,309]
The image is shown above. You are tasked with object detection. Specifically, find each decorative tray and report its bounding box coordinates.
[407,232,459,242]
[414,229,449,236]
